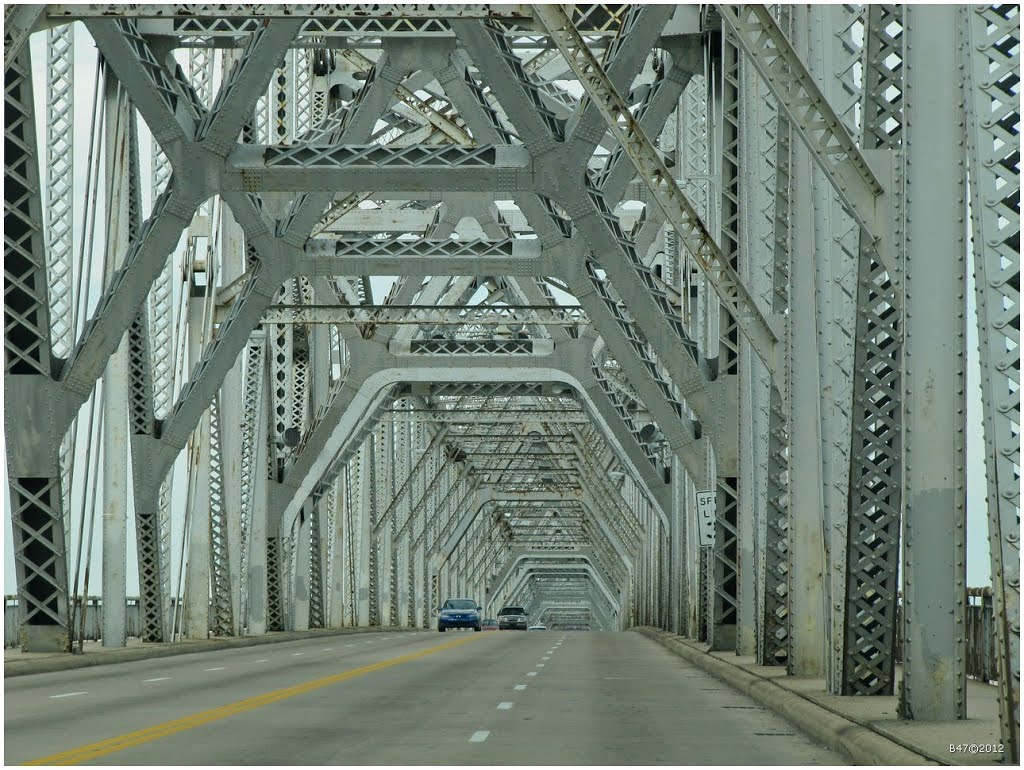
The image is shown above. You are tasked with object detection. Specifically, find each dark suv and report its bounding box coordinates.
[497,606,529,630]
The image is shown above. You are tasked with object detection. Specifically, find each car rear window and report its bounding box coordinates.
[499,607,526,615]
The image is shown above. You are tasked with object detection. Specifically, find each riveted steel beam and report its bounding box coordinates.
[532,3,779,372]
[963,3,1020,755]
[224,144,533,192]
[261,304,587,327]
[717,5,894,275]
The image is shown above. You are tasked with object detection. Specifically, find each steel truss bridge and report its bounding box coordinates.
[2,2,1019,759]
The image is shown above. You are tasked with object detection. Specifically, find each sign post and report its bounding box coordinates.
[696,490,716,547]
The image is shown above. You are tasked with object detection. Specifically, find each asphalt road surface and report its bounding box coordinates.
[5,630,841,765]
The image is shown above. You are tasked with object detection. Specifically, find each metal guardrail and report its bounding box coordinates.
[891,588,999,686]
[5,596,145,647]
[965,587,999,683]
[4,596,208,648]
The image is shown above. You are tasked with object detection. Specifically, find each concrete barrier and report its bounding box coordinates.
[633,627,938,766]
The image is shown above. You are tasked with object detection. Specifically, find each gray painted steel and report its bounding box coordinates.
[2,4,1018,760]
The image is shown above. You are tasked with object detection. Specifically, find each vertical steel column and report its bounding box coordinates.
[807,5,860,692]
[310,490,327,628]
[218,183,245,636]
[148,142,175,640]
[208,397,233,636]
[357,442,372,626]
[5,44,71,652]
[709,29,741,653]
[786,7,827,675]
[368,430,382,626]
[899,5,967,721]
[329,472,346,628]
[344,458,359,626]
[840,4,904,697]
[281,518,297,630]
[306,289,332,629]
[963,4,1020,754]
[101,74,131,648]
[45,26,76,554]
[217,359,243,636]
[683,471,699,638]
[735,50,769,658]
[385,415,398,626]
[124,99,166,644]
[670,456,687,636]
[184,300,212,640]
[293,499,313,631]
[757,4,792,665]
[243,334,270,635]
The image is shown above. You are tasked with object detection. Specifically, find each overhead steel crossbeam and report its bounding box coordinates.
[262,304,588,327]
[47,3,534,17]
[225,144,533,192]
[716,5,891,271]
[46,3,631,40]
[530,3,780,372]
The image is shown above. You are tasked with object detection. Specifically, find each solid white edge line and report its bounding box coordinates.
[203,667,226,671]
[291,652,305,656]
[251,659,269,663]
[468,731,490,743]
[142,677,171,683]
[49,692,87,699]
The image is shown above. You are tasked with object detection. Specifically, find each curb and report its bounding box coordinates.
[4,627,419,678]
[633,627,938,766]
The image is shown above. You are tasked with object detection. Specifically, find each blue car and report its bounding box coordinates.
[437,598,483,632]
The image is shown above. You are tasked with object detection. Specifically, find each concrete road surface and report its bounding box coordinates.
[5,630,842,765]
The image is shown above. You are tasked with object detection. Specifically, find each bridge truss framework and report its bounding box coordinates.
[2,3,1019,758]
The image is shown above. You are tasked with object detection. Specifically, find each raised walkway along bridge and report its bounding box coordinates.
[3,3,1020,765]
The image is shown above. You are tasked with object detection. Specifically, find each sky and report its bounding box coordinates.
[3,21,999,603]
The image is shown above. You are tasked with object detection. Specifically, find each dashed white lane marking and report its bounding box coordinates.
[364,641,373,644]
[322,648,334,651]
[469,731,490,743]
[526,671,538,677]
[143,677,171,683]
[497,702,514,710]
[203,667,226,671]
[536,663,545,667]
[514,684,527,691]
[291,652,305,656]
[50,692,87,699]
[345,644,355,647]
[541,656,550,660]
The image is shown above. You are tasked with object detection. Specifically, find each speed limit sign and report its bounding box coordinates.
[696,490,716,546]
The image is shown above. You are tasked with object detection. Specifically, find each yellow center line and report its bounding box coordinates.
[24,633,487,766]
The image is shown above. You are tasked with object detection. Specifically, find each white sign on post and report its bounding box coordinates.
[696,490,716,547]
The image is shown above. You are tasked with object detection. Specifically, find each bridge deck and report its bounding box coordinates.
[5,629,1006,765]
